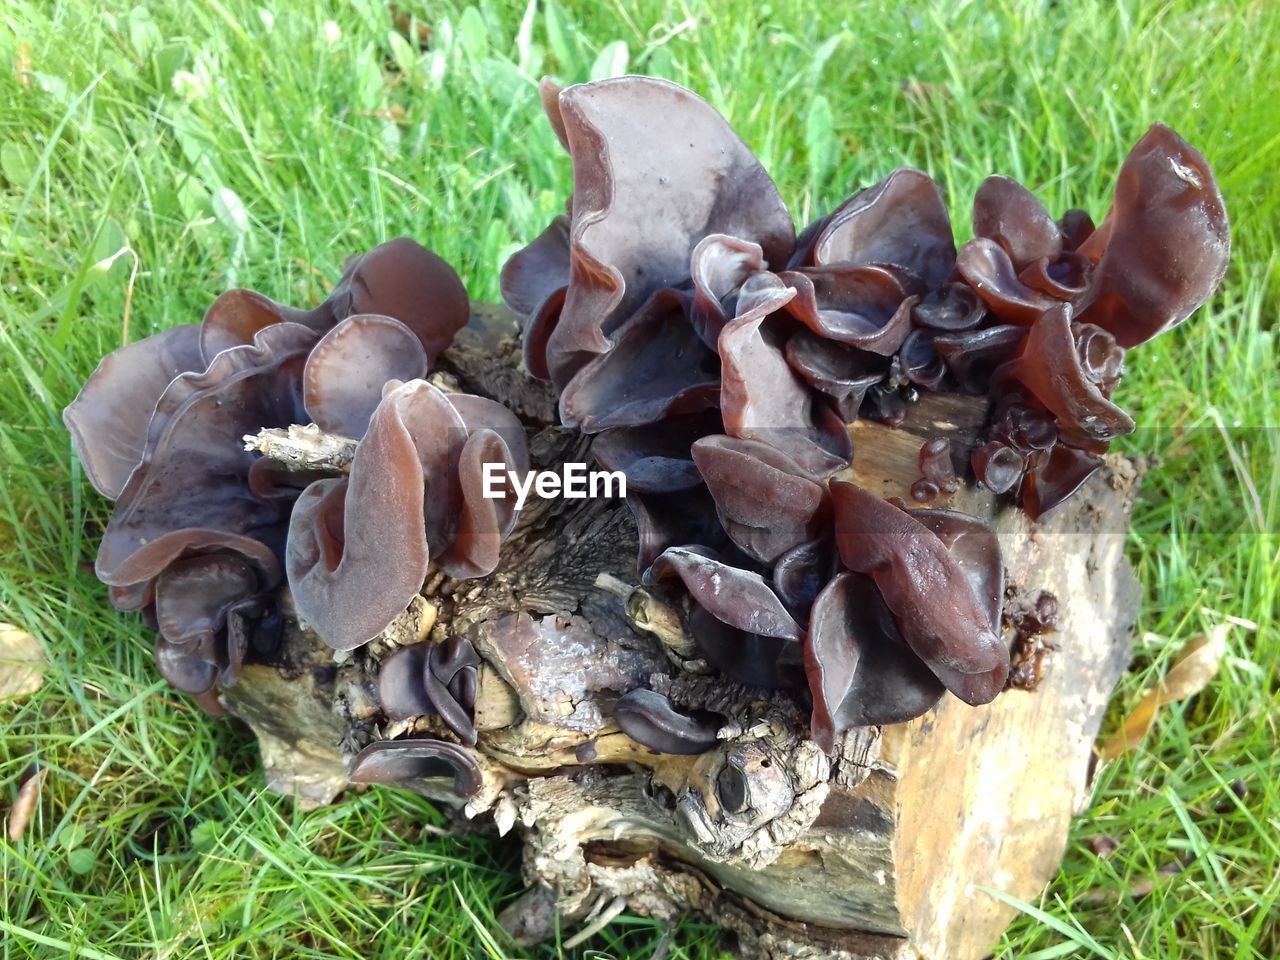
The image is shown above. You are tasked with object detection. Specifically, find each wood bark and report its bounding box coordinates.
[220,305,1141,959]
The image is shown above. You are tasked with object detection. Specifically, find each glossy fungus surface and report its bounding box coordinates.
[347,738,483,798]
[615,688,722,755]
[378,638,482,745]
[70,76,1228,765]
[805,572,945,750]
[67,238,526,715]
[496,76,1227,752]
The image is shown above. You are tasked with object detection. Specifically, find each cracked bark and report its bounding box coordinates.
[220,304,1141,960]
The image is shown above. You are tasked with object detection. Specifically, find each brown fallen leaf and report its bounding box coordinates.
[8,767,46,843]
[14,42,32,89]
[1079,853,1193,904]
[390,5,432,49]
[1084,834,1120,859]
[0,623,47,701]
[1098,624,1230,760]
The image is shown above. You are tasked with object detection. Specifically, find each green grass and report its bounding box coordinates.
[1,0,1276,957]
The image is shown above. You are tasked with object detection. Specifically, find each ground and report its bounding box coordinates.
[0,1,1276,958]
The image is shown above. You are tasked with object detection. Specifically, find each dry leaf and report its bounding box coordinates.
[0,623,47,701]
[1098,624,1229,759]
[14,43,32,89]
[7,768,46,843]
[1080,854,1192,904]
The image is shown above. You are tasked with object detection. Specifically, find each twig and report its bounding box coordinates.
[563,896,628,949]
[244,424,357,472]
[648,920,676,960]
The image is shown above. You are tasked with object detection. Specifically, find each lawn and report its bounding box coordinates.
[1,1,1276,957]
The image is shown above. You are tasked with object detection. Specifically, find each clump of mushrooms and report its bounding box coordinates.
[67,75,1228,770]
[65,238,526,722]
[501,76,1228,751]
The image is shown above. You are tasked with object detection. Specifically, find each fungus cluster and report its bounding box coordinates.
[501,76,1228,750]
[67,75,1228,772]
[65,239,526,714]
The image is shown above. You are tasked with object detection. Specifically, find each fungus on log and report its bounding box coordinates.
[65,76,1229,960]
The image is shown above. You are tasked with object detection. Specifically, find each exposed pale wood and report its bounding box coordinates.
[844,391,992,506]
[219,305,1141,959]
[244,422,357,470]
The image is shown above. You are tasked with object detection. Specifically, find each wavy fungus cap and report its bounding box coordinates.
[347,738,483,799]
[62,325,206,499]
[1076,124,1230,347]
[200,237,467,364]
[830,481,1009,706]
[615,688,722,755]
[497,76,1227,750]
[94,322,317,590]
[70,73,1230,753]
[302,315,429,437]
[690,435,832,564]
[66,237,488,710]
[503,75,795,395]
[287,378,528,651]
[802,168,956,287]
[64,236,468,502]
[647,546,804,642]
[805,571,946,749]
[378,638,482,745]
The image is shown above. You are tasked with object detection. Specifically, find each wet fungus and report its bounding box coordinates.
[500,76,1227,751]
[347,738,483,799]
[615,688,723,755]
[66,238,525,715]
[69,76,1228,771]
[378,637,483,745]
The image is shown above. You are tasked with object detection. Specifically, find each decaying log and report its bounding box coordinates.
[220,305,1141,959]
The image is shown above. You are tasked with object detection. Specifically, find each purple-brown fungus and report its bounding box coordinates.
[501,76,1227,752]
[917,437,960,498]
[67,238,527,714]
[378,637,482,745]
[805,572,945,749]
[285,378,527,651]
[615,688,723,755]
[347,738,483,799]
[69,75,1230,769]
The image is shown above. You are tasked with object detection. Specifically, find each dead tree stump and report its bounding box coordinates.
[221,306,1140,959]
